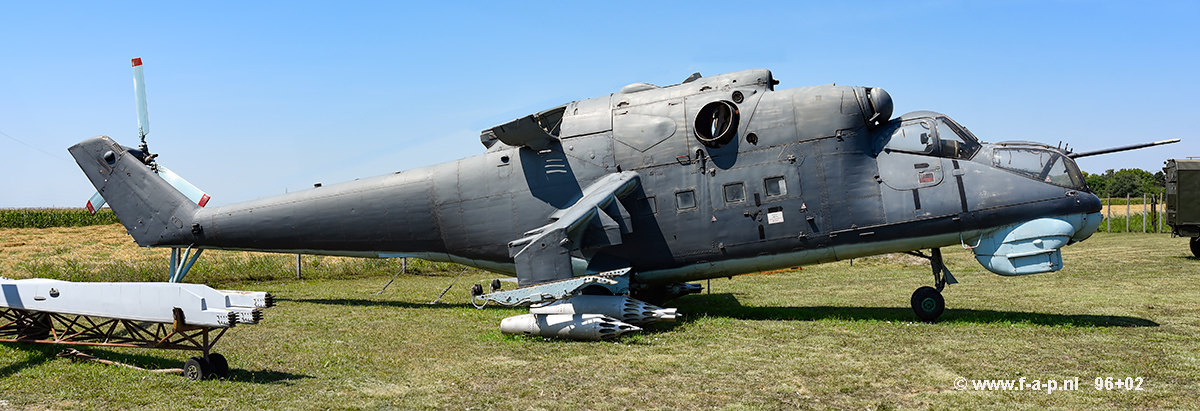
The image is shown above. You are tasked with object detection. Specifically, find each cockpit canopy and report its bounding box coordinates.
[877,111,1088,191]
[876,113,981,160]
[990,145,1086,189]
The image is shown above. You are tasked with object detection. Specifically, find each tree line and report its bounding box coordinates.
[1082,168,1165,198]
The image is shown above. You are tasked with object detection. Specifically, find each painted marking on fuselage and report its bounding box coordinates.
[952,160,968,213]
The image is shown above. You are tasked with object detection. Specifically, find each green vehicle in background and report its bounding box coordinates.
[1165,159,1200,257]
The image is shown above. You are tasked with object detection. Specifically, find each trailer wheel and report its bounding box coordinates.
[1191,237,1199,258]
[184,356,210,381]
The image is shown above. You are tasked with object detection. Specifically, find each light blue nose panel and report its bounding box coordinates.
[973,216,1083,276]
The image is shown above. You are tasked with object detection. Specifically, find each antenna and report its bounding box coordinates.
[1068,139,1181,159]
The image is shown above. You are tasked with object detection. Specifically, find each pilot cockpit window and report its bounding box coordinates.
[992,148,1085,189]
[885,120,935,154]
[934,117,981,160]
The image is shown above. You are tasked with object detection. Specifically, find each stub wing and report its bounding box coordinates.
[507,171,641,287]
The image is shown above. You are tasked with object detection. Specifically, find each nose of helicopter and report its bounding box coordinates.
[1070,192,1105,243]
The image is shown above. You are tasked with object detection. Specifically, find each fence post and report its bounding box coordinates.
[1150,195,1155,233]
[1143,193,1147,233]
[1160,194,1165,233]
[1125,194,1130,233]
[296,254,302,280]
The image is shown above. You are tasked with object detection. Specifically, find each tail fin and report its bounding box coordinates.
[68,135,200,247]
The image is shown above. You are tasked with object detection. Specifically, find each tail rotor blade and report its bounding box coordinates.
[156,166,210,207]
[86,191,106,214]
[132,58,150,140]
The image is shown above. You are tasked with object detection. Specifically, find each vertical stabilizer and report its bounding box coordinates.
[68,136,199,247]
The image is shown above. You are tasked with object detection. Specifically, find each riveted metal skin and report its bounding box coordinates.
[70,69,1108,294]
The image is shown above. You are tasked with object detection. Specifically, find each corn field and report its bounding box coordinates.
[0,208,121,229]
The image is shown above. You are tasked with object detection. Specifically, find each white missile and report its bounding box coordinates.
[500,313,640,341]
[529,295,678,326]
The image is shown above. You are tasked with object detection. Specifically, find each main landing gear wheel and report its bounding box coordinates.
[903,248,957,322]
[184,356,211,381]
[911,286,944,322]
[1191,237,1199,258]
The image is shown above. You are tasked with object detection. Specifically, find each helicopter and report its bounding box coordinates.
[70,60,1178,340]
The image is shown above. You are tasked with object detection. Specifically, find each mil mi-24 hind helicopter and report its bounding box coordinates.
[71,59,1179,340]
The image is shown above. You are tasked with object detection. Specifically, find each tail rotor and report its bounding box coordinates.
[82,57,210,214]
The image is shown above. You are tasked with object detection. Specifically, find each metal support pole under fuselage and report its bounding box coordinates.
[169,246,202,283]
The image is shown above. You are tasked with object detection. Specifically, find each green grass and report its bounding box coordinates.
[1099,213,1171,234]
[0,208,120,229]
[1,231,1198,410]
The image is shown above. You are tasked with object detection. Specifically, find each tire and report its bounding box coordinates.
[184,356,210,381]
[1191,237,1199,258]
[911,286,945,322]
[206,353,229,378]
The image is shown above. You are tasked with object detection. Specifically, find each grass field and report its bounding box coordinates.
[1,224,1198,410]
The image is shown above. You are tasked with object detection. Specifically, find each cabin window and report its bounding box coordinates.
[675,190,696,210]
[764,177,787,197]
[723,182,745,203]
[934,118,980,160]
[886,120,935,154]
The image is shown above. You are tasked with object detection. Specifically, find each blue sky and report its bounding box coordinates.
[2,1,1196,207]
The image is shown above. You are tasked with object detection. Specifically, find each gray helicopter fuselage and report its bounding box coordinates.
[78,69,1101,286]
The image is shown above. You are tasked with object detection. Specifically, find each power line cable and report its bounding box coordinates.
[0,130,71,162]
